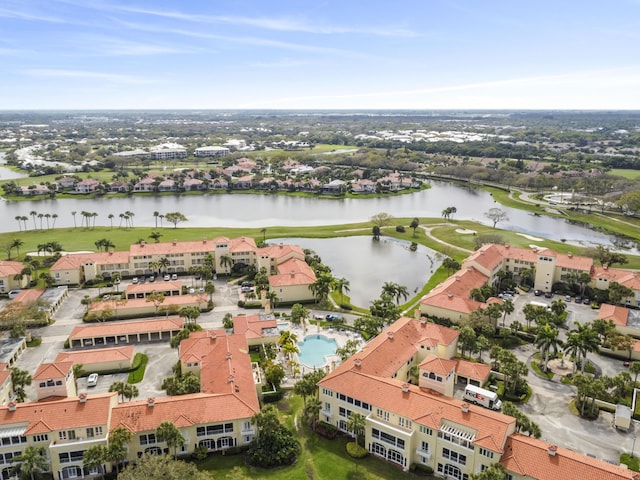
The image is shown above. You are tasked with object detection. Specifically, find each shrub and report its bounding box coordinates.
[395,225,406,233]
[410,463,434,475]
[346,442,368,458]
[315,421,339,439]
[192,445,208,461]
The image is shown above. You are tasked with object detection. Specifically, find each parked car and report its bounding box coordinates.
[575,296,582,303]
[195,274,201,280]
[325,314,343,322]
[240,286,253,293]
[102,294,110,301]
[163,274,171,281]
[171,274,178,280]
[148,276,155,282]
[132,277,139,284]
[87,373,99,387]
[241,281,254,288]
[534,290,542,296]
[583,298,591,305]
[565,295,572,302]
[544,291,553,298]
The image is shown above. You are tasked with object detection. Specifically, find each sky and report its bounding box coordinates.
[1,0,640,110]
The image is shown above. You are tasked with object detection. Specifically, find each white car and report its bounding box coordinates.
[87,373,99,387]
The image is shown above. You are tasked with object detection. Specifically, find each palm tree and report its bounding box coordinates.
[153,210,160,228]
[12,446,48,480]
[108,426,132,474]
[156,421,185,459]
[51,213,58,228]
[346,413,366,446]
[20,216,28,230]
[29,211,37,230]
[108,213,114,228]
[500,299,514,326]
[10,238,23,260]
[149,231,163,243]
[15,216,22,231]
[158,257,170,274]
[125,210,134,228]
[266,290,279,309]
[535,324,562,372]
[44,213,51,229]
[332,277,350,304]
[261,227,267,244]
[37,213,44,229]
[304,397,322,431]
[109,381,127,402]
[123,383,139,401]
[71,210,77,228]
[219,254,232,273]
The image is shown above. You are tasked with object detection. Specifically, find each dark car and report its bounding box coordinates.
[575,296,582,303]
[544,291,553,298]
[534,290,542,296]
[583,298,591,305]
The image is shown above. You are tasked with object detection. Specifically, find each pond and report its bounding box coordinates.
[270,236,440,307]
[0,153,29,180]
[0,180,635,252]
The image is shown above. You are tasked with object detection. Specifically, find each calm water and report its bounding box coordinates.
[0,153,29,180]
[0,180,635,251]
[270,236,439,307]
[298,334,338,368]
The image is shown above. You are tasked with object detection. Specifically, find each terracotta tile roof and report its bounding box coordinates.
[269,258,316,287]
[320,369,514,452]
[262,243,305,260]
[199,336,260,413]
[11,288,45,304]
[463,244,505,272]
[129,239,214,256]
[88,295,203,312]
[69,317,183,340]
[125,281,182,294]
[424,267,489,299]
[232,314,278,340]
[501,434,637,480]
[50,251,130,271]
[594,267,640,291]
[229,236,257,253]
[419,355,457,375]
[179,329,227,364]
[598,304,630,327]
[0,393,117,433]
[55,346,135,366]
[33,361,73,380]
[0,261,24,277]
[537,249,594,272]
[335,317,458,378]
[111,392,259,433]
[454,358,492,382]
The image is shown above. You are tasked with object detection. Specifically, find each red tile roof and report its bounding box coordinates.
[125,281,182,294]
[88,295,203,312]
[0,261,24,277]
[33,361,73,380]
[501,434,637,480]
[454,358,492,382]
[419,355,457,375]
[69,317,183,340]
[598,304,630,327]
[232,314,278,340]
[11,288,45,304]
[0,393,117,434]
[269,258,316,287]
[55,346,135,366]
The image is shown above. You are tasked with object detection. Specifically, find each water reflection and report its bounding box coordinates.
[270,236,441,307]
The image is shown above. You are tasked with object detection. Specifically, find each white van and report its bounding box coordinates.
[8,290,21,299]
[463,385,502,411]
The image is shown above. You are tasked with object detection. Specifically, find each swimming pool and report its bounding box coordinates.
[277,322,290,331]
[298,335,338,368]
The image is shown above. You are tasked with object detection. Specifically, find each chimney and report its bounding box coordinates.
[202,238,207,244]
[173,239,177,245]
[210,331,217,339]
[447,292,453,298]
[227,375,235,383]
[79,393,87,403]
[226,352,232,360]
[354,358,362,368]
[547,445,557,456]
[109,251,113,256]
[387,331,395,340]
[568,252,573,258]
[290,271,295,277]
[147,397,155,407]
[603,264,608,270]
[7,402,16,412]
[401,384,409,393]
[461,403,469,413]
[420,317,427,325]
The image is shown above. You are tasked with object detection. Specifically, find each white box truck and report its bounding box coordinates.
[614,404,632,432]
[463,385,502,411]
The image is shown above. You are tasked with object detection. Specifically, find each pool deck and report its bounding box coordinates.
[280,324,364,382]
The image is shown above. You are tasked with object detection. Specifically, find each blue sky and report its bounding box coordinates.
[1,0,639,110]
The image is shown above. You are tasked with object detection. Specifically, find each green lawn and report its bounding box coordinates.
[609,169,640,180]
[194,395,424,479]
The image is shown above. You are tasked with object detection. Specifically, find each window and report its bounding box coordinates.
[33,434,48,443]
[0,452,21,465]
[58,450,84,463]
[442,447,466,466]
[195,423,234,437]
[479,447,494,459]
[140,434,157,445]
[398,417,412,429]
[376,409,390,422]
[420,426,433,436]
[86,427,102,438]
[59,430,76,441]
[1,436,26,446]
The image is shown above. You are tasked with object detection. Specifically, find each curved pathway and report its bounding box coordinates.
[420,223,474,255]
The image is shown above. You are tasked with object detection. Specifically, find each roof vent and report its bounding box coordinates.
[568,252,573,258]
[140,240,145,246]
[447,292,453,298]
[226,352,232,360]
[202,238,207,244]
[7,402,16,412]
[387,331,395,340]
[354,358,362,368]
[210,331,217,339]
[548,445,558,456]
[603,264,609,270]
[173,239,177,245]
[234,385,240,393]
[401,384,410,393]
[147,397,155,407]
[420,318,427,325]
[461,403,469,413]
[227,375,235,383]
[79,393,88,403]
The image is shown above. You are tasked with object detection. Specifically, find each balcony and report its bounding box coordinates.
[241,427,256,436]
[320,408,331,417]
[415,448,431,461]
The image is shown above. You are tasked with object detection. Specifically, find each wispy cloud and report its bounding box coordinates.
[0,6,65,23]
[22,69,149,84]
[250,58,316,68]
[88,36,204,56]
[59,1,420,37]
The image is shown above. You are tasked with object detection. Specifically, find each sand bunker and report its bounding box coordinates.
[517,233,544,242]
[455,229,477,235]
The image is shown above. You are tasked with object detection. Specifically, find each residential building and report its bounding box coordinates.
[149,143,187,160]
[0,261,28,293]
[194,146,230,157]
